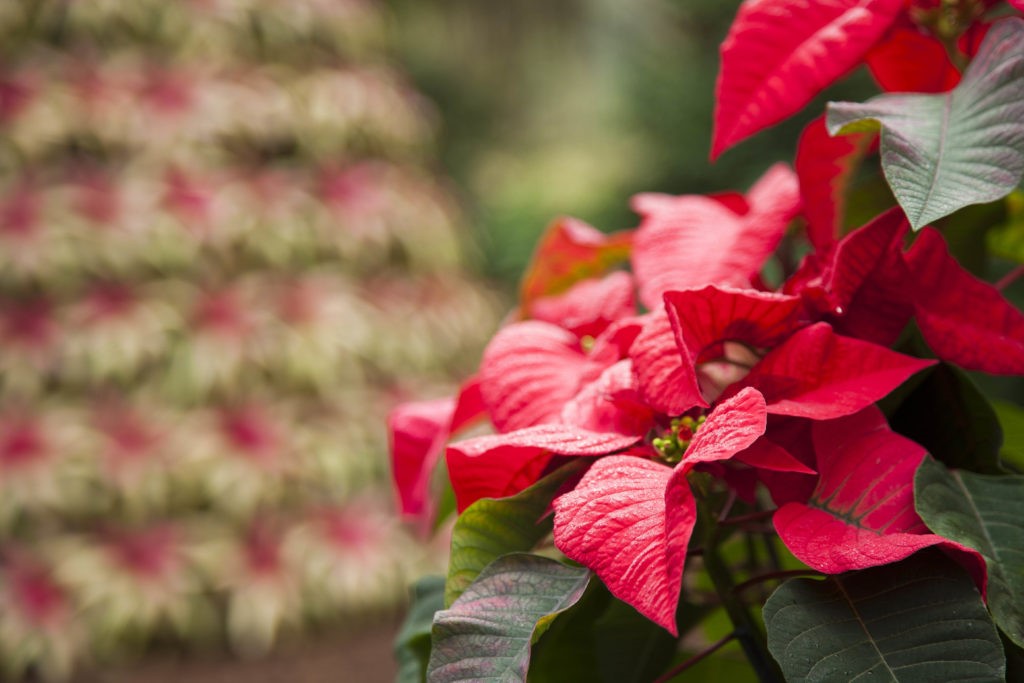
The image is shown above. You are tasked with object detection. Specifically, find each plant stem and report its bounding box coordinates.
[698,499,784,683]
[652,633,736,683]
[996,265,1024,291]
[719,509,776,526]
[733,569,822,596]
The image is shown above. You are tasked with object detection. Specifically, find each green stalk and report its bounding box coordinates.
[697,498,783,683]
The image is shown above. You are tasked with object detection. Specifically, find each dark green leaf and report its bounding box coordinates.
[916,456,1024,648]
[993,400,1024,471]
[937,199,1006,278]
[827,17,1024,230]
[529,578,683,683]
[395,576,446,683]
[428,554,590,683]
[987,190,1024,263]
[764,550,1004,682]
[885,363,1003,474]
[445,460,585,607]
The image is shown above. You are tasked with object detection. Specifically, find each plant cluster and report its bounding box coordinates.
[391,1,1024,680]
[0,0,500,678]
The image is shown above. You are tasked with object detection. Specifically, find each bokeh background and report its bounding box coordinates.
[0,1,878,681]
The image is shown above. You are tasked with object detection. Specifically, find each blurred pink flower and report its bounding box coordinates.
[0,72,35,125]
[164,167,217,235]
[218,403,282,466]
[82,282,137,325]
[3,555,69,631]
[1,296,57,361]
[103,524,183,586]
[192,287,251,339]
[0,181,41,242]
[0,412,50,472]
[138,65,195,118]
[69,168,122,227]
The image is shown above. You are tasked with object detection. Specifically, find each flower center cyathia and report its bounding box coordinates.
[652,414,705,464]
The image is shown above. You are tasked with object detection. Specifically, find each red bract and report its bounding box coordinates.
[773,407,985,583]
[530,271,635,339]
[552,388,767,634]
[631,164,800,309]
[791,208,1024,372]
[446,426,640,512]
[479,321,603,432]
[519,217,632,314]
[663,286,804,403]
[794,116,876,249]
[787,207,915,345]
[866,24,962,92]
[729,322,935,419]
[632,310,707,416]
[655,284,932,418]
[906,228,1024,374]
[712,0,904,158]
[387,377,484,522]
[560,360,654,437]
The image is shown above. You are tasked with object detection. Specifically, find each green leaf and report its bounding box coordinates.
[445,460,585,607]
[937,199,1007,277]
[764,550,1005,682]
[885,363,1003,474]
[428,554,590,683]
[993,400,1024,471]
[395,576,446,683]
[529,578,683,683]
[826,17,1024,230]
[987,190,1024,263]
[915,456,1024,648]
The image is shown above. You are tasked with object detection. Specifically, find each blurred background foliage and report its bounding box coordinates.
[0,0,503,678]
[390,0,875,286]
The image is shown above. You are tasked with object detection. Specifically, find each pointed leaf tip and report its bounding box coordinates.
[712,0,903,157]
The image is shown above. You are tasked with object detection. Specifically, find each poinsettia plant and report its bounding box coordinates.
[392,1,1024,680]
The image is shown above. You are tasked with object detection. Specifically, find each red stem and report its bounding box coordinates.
[733,569,823,595]
[719,509,776,526]
[652,633,737,683]
[996,265,1024,292]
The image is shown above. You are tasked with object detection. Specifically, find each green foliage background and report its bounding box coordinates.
[390,0,875,286]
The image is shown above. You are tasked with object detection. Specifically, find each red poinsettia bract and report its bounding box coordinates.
[773,406,986,585]
[551,388,767,635]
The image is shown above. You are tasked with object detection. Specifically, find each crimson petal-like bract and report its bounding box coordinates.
[387,377,485,523]
[446,426,640,512]
[773,407,985,583]
[554,457,693,634]
[865,25,962,93]
[653,286,802,408]
[632,310,707,416]
[665,286,803,361]
[519,217,632,314]
[631,164,800,310]
[907,228,1024,375]
[791,207,915,346]
[530,271,636,339]
[553,389,767,634]
[733,322,934,419]
[712,0,903,158]
[479,321,599,432]
[561,360,654,437]
[794,115,875,250]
